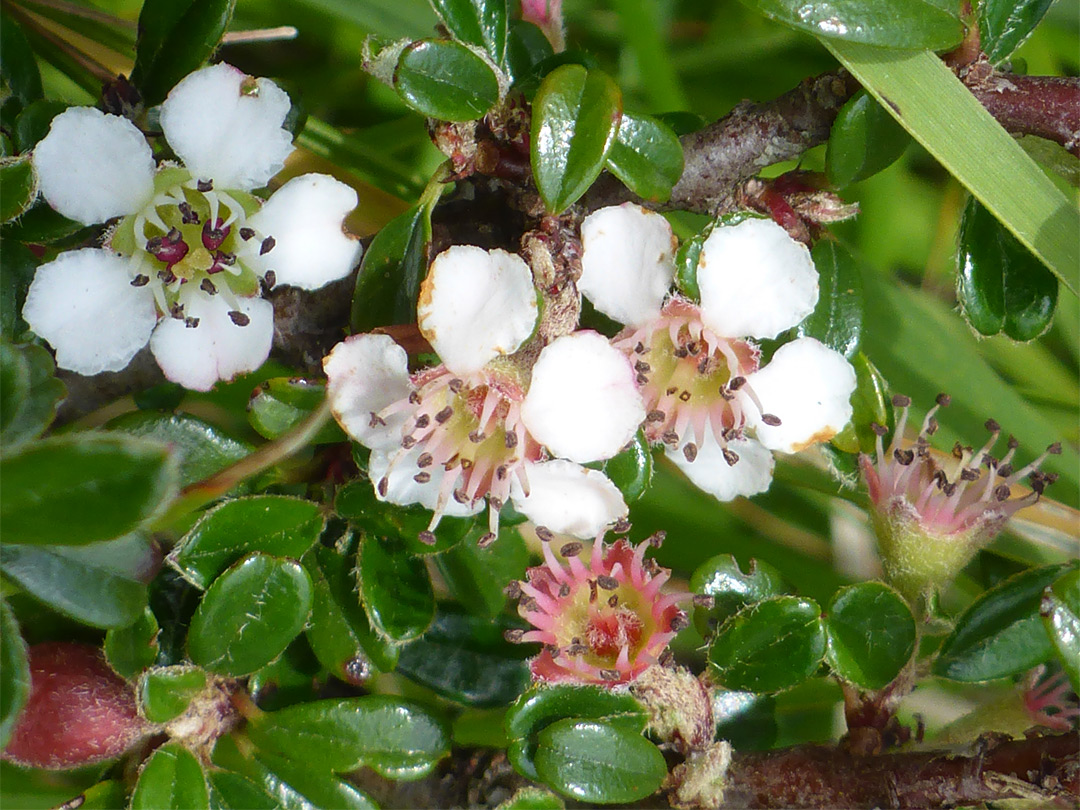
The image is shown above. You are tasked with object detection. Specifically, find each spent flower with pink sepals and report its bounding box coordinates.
[23,63,362,391]
[579,203,856,502]
[324,244,645,544]
[861,393,1061,599]
[506,528,689,686]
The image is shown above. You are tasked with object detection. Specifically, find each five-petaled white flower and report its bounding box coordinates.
[323,244,646,544]
[578,202,857,501]
[23,63,362,391]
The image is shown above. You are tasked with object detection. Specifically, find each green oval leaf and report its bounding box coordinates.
[739,0,964,49]
[169,495,324,590]
[712,690,778,750]
[0,156,38,223]
[138,665,207,723]
[708,596,826,693]
[796,238,865,358]
[0,434,177,546]
[246,695,450,780]
[131,742,210,810]
[357,536,435,642]
[351,205,430,334]
[13,99,68,152]
[604,111,684,203]
[506,21,555,87]
[0,343,65,452]
[979,0,1054,63]
[531,64,622,214]
[598,430,653,504]
[207,769,278,810]
[247,378,346,444]
[0,598,30,748]
[104,607,161,679]
[187,554,314,676]
[826,90,911,187]
[534,719,665,804]
[429,0,509,66]
[1040,567,1080,692]
[825,582,916,690]
[394,39,500,122]
[690,554,787,637]
[246,639,323,711]
[1,241,38,342]
[0,11,42,105]
[831,351,890,455]
[433,525,529,617]
[934,563,1068,682]
[956,196,1059,342]
[336,480,475,555]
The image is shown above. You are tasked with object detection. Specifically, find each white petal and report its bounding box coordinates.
[246,173,362,290]
[22,249,156,375]
[746,337,857,453]
[510,459,627,539]
[698,218,818,340]
[32,107,154,226]
[149,291,272,391]
[160,63,293,190]
[522,331,645,464]
[579,203,675,326]
[667,433,774,502]
[323,333,413,450]
[417,246,537,376]
[368,447,484,518]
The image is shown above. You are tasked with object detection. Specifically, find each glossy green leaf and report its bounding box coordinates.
[336,480,475,555]
[13,99,68,152]
[170,496,324,590]
[505,685,647,780]
[0,343,65,451]
[1,434,176,546]
[739,0,963,49]
[599,430,653,503]
[0,598,30,748]
[430,0,509,66]
[825,582,916,690]
[674,228,706,301]
[257,751,379,809]
[826,90,911,187]
[0,156,37,223]
[397,608,530,707]
[104,607,161,678]
[712,690,778,750]
[357,536,435,642]
[708,596,826,693]
[956,196,1058,342]
[534,719,666,804]
[303,541,400,682]
[1040,567,1080,691]
[131,742,210,810]
[604,111,684,203]
[207,769,278,810]
[506,22,555,86]
[831,351,890,455]
[247,638,323,711]
[246,695,450,780]
[796,237,865,358]
[531,64,622,214]
[104,410,253,490]
[0,534,156,628]
[690,554,787,636]
[434,526,529,617]
[0,241,37,341]
[187,554,314,676]
[138,665,207,723]
[934,564,1068,682]
[130,0,237,105]
[351,205,426,333]
[247,378,346,444]
[0,11,42,105]
[497,787,566,810]
[394,39,500,122]
[979,0,1054,63]
[64,780,129,810]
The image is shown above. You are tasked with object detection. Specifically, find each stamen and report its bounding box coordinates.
[130,274,149,287]
[683,442,698,462]
[418,530,437,546]
[228,311,250,327]
[560,542,583,557]
[260,236,276,255]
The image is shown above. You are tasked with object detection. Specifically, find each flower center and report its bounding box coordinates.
[553,573,653,668]
[110,168,276,328]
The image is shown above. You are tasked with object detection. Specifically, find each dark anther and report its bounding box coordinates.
[662,430,679,446]
[228,310,250,327]
[413,472,431,484]
[997,464,1013,478]
[401,435,417,449]
[504,580,522,599]
[184,317,200,328]
[408,391,422,405]
[504,628,524,643]
[215,251,236,266]
[417,453,433,468]
[983,454,998,468]
[692,594,716,608]
[169,302,185,319]
[560,542,583,557]
[505,431,518,449]
[1007,435,1019,449]
[549,646,561,658]
[719,386,734,401]
[130,274,149,287]
[636,373,648,385]
[377,477,389,496]
[952,441,965,459]
[669,613,689,631]
[665,386,678,396]
[368,412,385,428]
[635,360,651,373]
[567,643,589,656]
[648,530,666,548]
[960,467,979,481]
[644,558,660,574]
[1048,442,1063,455]
[201,220,229,251]
[260,236,276,255]
[729,376,746,390]
[449,378,464,393]
[683,442,698,462]
[200,278,217,295]
[634,342,645,354]
[761,413,782,427]
[659,650,676,668]
[600,669,620,682]
[686,341,699,355]
[414,414,430,429]
[477,532,497,548]
[994,484,1012,501]
[597,575,619,591]
[613,517,631,534]
[608,594,619,608]
[418,530,437,545]
[453,490,469,504]
[893,448,915,465]
[197,179,213,192]
[722,448,740,466]
[871,422,889,437]
[942,482,957,496]
[985,418,1001,432]
[935,393,952,407]
[239,227,255,240]
[495,465,507,480]
[926,417,939,435]
[646,409,665,423]
[892,394,911,407]
[558,583,570,598]
[468,430,485,443]
[673,347,689,359]
[435,406,454,424]
[178,201,199,224]
[262,272,278,293]
[536,526,554,542]
[588,580,598,603]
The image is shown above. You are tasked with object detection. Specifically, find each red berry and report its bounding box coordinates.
[2,642,151,769]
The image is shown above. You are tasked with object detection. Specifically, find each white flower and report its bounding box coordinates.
[23,63,363,391]
[324,244,646,543]
[579,203,856,501]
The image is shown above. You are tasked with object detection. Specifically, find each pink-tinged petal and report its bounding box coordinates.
[367,447,483,519]
[418,246,537,376]
[698,217,818,340]
[22,249,156,375]
[323,334,414,451]
[149,292,272,391]
[522,331,645,463]
[160,63,293,191]
[666,433,774,502]
[579,203,675,326]
[746,337,856,453]
[510,460,627,539]
[32,107,154,225]
[245,173,362,290]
